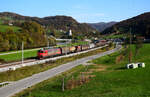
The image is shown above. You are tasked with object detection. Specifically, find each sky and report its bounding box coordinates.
[0,0,150,23]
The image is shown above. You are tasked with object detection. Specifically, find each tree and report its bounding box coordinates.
[0,40,10,51]
[6,28,14,33]
[48,37,56,46]
[21,21,47,48]
[8,33,18,50]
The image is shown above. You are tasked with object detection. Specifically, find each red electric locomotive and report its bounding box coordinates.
[38,47,61,59]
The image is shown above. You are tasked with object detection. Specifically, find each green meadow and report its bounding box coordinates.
[0,25,21,33]
[0,50,37,62]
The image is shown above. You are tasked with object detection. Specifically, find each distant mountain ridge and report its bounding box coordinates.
[102,12,150,38]
[88,21,117,32]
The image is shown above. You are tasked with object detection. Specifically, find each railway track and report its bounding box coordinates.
[0,45,109,72]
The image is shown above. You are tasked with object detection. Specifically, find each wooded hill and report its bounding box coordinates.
[0,12,98,39]
[102,12,150,39]
[0,21,49,51]
[0,12,98,51]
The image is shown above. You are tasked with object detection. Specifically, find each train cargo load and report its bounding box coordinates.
[61,47,70,54]
[81,44,90,51]
[76,45,82,52]
[70,46,76,52]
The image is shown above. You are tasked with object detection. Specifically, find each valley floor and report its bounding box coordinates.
[14,44,150,97]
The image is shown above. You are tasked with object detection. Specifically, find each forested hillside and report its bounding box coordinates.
[0,12,98,39]
[0,12,98,51]
[0,21,49,51]
[102,12,150,39]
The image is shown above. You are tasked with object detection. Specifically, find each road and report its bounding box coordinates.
[0,45,121,97]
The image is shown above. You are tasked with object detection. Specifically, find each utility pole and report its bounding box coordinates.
[129,28,132,63]
[22,41,24,64]
[47,41,49,47]
[47,36,49,47]
[65,40,67,56]
[62,76,65,92]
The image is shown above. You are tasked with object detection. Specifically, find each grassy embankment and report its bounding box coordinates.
[0,45,112,83]
[14,44,150,97]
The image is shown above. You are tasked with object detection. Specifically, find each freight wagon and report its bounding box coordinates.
[61,46,70,54]
[37,40,107,59]
[81,44,89,51]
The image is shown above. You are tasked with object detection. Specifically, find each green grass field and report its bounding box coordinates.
[0,50,38,62]
[0,20,2,24]
[0,25,21,33]
[14,44,150,97]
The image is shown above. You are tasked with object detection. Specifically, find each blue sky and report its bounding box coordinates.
[0,0,150,23]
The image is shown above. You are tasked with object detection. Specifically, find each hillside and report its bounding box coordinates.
[0,12,99,52]
[0,12,98,39]
[0,25,21,32]
[88,21,117,32]
[102,12,150,38]
[0,21,48,52]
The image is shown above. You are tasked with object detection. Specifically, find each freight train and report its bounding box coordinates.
[37,40,107,59]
